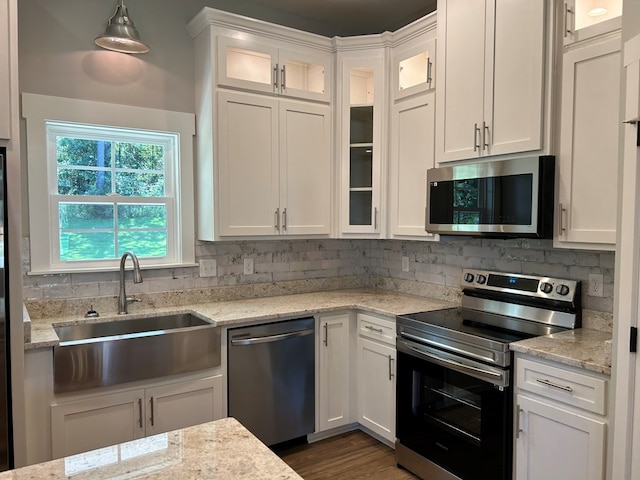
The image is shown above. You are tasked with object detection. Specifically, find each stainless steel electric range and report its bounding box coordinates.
[395,268,581,480]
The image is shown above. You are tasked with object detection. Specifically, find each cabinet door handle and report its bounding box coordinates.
[426,59,433,86]
[365,325,384,334]
[275,208,280,231]
[281,64,286,90]
[323,322,328,347]
[564,3,573,38]
[388,355,394,381]
[473,123,480,152]
[282,208,287,231]
[558,203,567,235]
[535,377,573,392]
[515,405,523,438]
[150,397,155,426]
[483,122,489,150]
[138,398,143,429]
[273,63,279,90]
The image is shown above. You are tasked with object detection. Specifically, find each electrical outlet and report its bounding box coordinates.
[402,256,410,272]
[199,259,217,277]
[243,258,254,275]
[588,273,604,297]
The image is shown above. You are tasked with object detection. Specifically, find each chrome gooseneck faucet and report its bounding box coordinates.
[118,251,143,314]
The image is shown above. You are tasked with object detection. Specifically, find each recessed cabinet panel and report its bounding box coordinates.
[0,0,11,140]
[436,0,486,162]
[279,101,331,235]
[557,32,620,248]
[389,93,436,238]
[51,390,145,459]
[516,394,606,480]
[218,91,280,236]
[488,0,544,156]
[317,313,352,432]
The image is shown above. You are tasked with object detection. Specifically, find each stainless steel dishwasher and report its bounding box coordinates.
[227,317,315,446]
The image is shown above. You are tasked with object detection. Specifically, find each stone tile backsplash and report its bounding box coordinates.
[22,236,615,319]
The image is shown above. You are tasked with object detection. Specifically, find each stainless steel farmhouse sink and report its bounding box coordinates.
[53,313,220,393]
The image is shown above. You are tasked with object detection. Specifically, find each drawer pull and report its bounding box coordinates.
[536,377,573,392]
[365,325,384,334]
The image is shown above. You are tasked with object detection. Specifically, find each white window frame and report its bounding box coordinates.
[22,93,196,274]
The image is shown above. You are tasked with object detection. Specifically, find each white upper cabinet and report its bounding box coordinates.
[392,38,436,100]
[218,91,331,237]
[188,8,334,240]
[435,0,546,163]
[556,30,621,249]
[338,51,386,236]
[388,92,436,239]
[0,0,14,140]
[217,36,332,103]
[563,0,622,45]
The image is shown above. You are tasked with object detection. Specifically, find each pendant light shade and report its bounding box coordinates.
[95,0,149,54]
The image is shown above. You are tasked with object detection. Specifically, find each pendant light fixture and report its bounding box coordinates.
[95,0,149,54]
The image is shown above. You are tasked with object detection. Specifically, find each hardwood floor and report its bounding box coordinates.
[278,430,419,480]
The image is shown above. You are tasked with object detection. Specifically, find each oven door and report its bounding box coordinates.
[396,338,512,480]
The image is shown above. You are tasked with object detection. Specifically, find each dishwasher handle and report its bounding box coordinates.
[230,328,314,346]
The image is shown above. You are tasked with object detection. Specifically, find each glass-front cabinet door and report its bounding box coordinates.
[217,36,331,102]
[392,37,436,101]
[563,0,622,45]
[340,54,384,235]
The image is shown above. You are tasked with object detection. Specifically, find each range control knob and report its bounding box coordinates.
[476,274,487,285]
[464,273,475,283]
[556,284,570,296]
[540,282,553,294]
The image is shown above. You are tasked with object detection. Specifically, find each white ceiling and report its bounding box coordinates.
[213,0,438,37]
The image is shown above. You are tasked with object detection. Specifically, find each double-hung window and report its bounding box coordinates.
[23,94,196,273]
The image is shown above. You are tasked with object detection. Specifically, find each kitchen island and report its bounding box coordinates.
[0,417,302,479]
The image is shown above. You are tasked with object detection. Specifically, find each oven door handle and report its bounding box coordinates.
[397,338,509,388]
[399,330,498,365]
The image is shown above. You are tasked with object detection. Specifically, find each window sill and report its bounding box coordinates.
[27,262,199,276]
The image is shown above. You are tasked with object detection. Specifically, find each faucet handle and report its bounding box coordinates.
[126,296,141,305]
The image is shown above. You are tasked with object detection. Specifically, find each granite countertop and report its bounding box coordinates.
[0,417,302,479]
[26,288,455,349]
[25,287,613,377]
[510,328,613,376]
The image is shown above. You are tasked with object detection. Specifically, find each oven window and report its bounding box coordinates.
[397,350,511,480]
[417,369,483,443]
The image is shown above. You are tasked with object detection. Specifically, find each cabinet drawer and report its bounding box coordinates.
[357,313,395,345]
[517,357,607,415]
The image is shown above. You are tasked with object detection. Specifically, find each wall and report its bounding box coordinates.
[23,237,615,323]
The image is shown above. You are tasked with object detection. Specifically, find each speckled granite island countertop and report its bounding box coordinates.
[0,417,301,480]
[26,289,455,349]
[510,328,612,376]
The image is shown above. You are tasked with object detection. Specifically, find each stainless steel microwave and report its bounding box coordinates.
[425,156,555,238]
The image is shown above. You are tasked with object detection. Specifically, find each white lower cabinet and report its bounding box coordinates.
[316,313,352,432]
[51,375,222,458]
[356,313,396,443]
[514,355,608,480]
